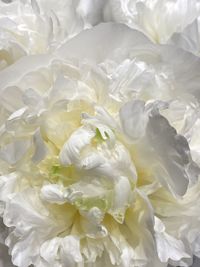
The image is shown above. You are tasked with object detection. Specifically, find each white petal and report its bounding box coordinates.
[60,236,83,265]
[76,0,106,26]
[56,22,152,63]
[109,176,132,223]
[4,189,63,267]
[154,217,190,262]
[40,237,61,265]
[41,184,66,204]
[7,107,27,121]
[31,0,40,14]
[0,140,31,165]
[0,173,17,208]
[59,127,95,166]
[0,86,23,113]
[147,113,199,196]
[169,19,200,55]
[0,54,51,91]
[120,100,148,141]
[116,0,200,43]
[32,129,47,163]
[22,88,43,108]
[40,238,83,267]
[160,45,200,101]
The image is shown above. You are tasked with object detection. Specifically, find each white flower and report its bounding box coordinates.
[1,1,200,267]
[105,0,200,43]
[0,0,91,69]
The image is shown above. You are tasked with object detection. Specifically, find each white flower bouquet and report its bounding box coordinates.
[1,1,200,267]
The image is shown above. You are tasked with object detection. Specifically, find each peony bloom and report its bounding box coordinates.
[1,1,200,267]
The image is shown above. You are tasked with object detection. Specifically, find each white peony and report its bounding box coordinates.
[1,1,200,267]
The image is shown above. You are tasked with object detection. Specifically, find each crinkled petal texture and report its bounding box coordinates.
[1,1,200,267]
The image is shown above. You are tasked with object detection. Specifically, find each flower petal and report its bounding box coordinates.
[154,217,190,262]
[0,140,31,165]
[147,113,200,196]
[59,127,95,166]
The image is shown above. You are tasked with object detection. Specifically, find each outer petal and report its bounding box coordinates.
[104,0,200,44]
[56,22,153,64]
[146,113,200,196]
[154,217,190,262]
[169,19,200,55]
[3,188,67,267]
[0,54,51,92]
[40,236,82,267]
[0,173,17,215]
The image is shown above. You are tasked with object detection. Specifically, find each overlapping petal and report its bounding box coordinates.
[0,1,200,267]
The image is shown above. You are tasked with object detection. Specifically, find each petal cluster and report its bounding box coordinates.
[1,1,200,267]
